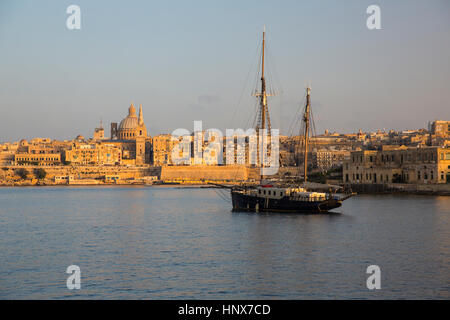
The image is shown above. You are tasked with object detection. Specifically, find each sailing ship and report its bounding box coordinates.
[229,29,354,213]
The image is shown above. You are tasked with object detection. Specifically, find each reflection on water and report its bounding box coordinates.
[0,187,449,299]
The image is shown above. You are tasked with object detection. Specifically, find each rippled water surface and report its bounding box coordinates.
[0,186,449,299]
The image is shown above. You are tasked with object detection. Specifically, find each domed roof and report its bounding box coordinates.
[119,103,138,130]
[119,116,138,129]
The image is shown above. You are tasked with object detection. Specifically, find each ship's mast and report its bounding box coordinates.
[255,27,272,171]
[260,27,267,133]
[255,28,272,135]
[303,86,311,183]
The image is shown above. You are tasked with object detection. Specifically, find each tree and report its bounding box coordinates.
[14,168,29,180]
[33,168,47,180]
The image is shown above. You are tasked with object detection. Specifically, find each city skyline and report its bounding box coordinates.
[1,0,450,142]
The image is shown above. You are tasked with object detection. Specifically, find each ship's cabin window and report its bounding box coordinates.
[263,190,266,195]
[268,191,271,195]
[273,191,276,196]
[258,189,261,194]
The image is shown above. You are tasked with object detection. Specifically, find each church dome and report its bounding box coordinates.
[119,116,138,130]
[116,103,147,140]
[119,103,138,130]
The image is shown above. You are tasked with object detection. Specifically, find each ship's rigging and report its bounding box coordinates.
[254,27,274,135]
[218,28,355,213]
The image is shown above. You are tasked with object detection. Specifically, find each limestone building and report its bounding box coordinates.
[343,146,450,184]
[65,142,121,165]
[152,134,176,165]
[430,120,450,138]
[93,121,105,141]
[14,153,61,166]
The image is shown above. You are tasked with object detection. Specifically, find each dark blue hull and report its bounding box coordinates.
[231,190,342,213]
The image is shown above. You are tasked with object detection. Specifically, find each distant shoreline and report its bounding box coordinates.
[1,181,449,196]
[0,183,223,189]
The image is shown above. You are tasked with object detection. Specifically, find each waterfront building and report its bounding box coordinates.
[343,146,450,184]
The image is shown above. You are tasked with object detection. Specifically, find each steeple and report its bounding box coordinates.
[138,104,144,125]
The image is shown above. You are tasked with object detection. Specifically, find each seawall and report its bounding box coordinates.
[160,165,259,181]
[348,183,450,196]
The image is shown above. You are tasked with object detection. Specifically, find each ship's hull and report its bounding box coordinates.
[231,190,342,213]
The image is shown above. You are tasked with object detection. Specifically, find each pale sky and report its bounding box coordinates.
[0,0,449,142]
